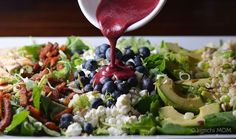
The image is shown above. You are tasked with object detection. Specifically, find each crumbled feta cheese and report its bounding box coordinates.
[65,123,82,136]
[139,90,148,97]
[68,94,80,108]
[107,127,124,136]
[233,110,236,117]
[183,112,194,120]
[116,94,131,114]
[86,91,100,102]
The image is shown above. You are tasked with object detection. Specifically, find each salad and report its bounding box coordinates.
[0,37,236,136]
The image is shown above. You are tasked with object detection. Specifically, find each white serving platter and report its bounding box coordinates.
[1,36,236,139]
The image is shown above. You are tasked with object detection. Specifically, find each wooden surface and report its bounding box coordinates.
[0,0,235,36]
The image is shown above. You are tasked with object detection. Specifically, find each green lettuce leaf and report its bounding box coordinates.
[18,44,43,61]
[32,86,41,110]
[66,36,90,53]
[157,123,195,135]
[4,110,30,133]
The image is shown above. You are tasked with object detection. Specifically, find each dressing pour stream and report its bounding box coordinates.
[94,0,160,84]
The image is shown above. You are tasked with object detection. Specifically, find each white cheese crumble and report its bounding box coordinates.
[65,123,82,136]
[116,94,131,114]
[183,112,194,120]
[139,90,148,97]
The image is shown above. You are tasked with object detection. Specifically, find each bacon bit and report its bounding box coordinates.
[34,69,49,81]
[50,56,59,67]
[0,97,12,131]
[26,105,47,123]
[56,82,66,92]
[33,62,42,73]
[50,90,60,100]
[57,63,64,70]
[63,92,76,106]
[59,45,67,51]
[0,92,3,119]
[53,108,72,122]
[45,122,59,131]
[19,88,28,107]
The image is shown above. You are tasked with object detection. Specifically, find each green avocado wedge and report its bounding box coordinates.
[157,77,205,113]
[159,103,220,127]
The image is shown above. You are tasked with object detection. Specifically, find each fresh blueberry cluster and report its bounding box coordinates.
[73,43,155,112]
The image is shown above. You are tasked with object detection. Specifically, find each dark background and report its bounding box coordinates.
[0,0,235,36]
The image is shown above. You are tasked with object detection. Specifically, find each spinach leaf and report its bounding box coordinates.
[135,95,161,116]
[41,96,67,120]
[123,114,157,135]
[32,86,41,110]
[204,111,236,132]
[4,110,29,133]
[157,123,196,135]
[66,36,89,53]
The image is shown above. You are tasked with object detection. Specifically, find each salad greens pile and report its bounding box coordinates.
[0,37,235,136]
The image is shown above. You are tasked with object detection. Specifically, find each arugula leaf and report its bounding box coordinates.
[18,44,43,61]
[4,110,29,133]
[123,114,157,135]
[66,36,89,53]
[32,86,41,110]
[157,123,195,135]
[135,95,161,116]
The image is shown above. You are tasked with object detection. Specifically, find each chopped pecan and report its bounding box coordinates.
[19,88,28,107]
[45,121,59,131]
[53,108,72,122]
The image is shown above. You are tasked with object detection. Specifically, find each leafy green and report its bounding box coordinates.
[32,86,41,110]
[117,37,156,52]
[66,36,89,53]
[135,95,161,116]
[18,44,43,61]
[71,54,84,72]
[94,127,109,135]
[123,114,157,135]
[41,96,67,120]
[51,60,71,80]
[4,110,30,133]
[144,54,166,73]
[157,123,195,135]
[204,111,236,132]
[72,94,91,112]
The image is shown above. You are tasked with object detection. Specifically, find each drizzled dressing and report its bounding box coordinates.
[94,0,160,83]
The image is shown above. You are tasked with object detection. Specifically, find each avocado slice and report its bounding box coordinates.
[175,78,210,86]
[159,103,220,126]
[157,77,205,112]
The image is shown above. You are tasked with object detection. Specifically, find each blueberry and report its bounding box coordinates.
[135,66,146,73]
[74,70,85,79]
[117,81,130,94]
[126,61,135,69]
[106,100,115,107]
[84,122,93,134]
[111,90,122,99]
[59,113,73,128]
[84,59,98,71]
[84,84,93,92]
[100,77,112,85]
[76,50,84,55]
[80,76,90,86]
[105,48,123,61]
[141,76,155,92]
[99,44,109,54]
[114,80,123,84]
[91,98,103,108]
[94,83,103,92]
[102,81,115,94]
[127,76,138,87]
[124,47,135,58]
[134,55,142,66]
[139,47,150,58]
[89,71,97,79]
